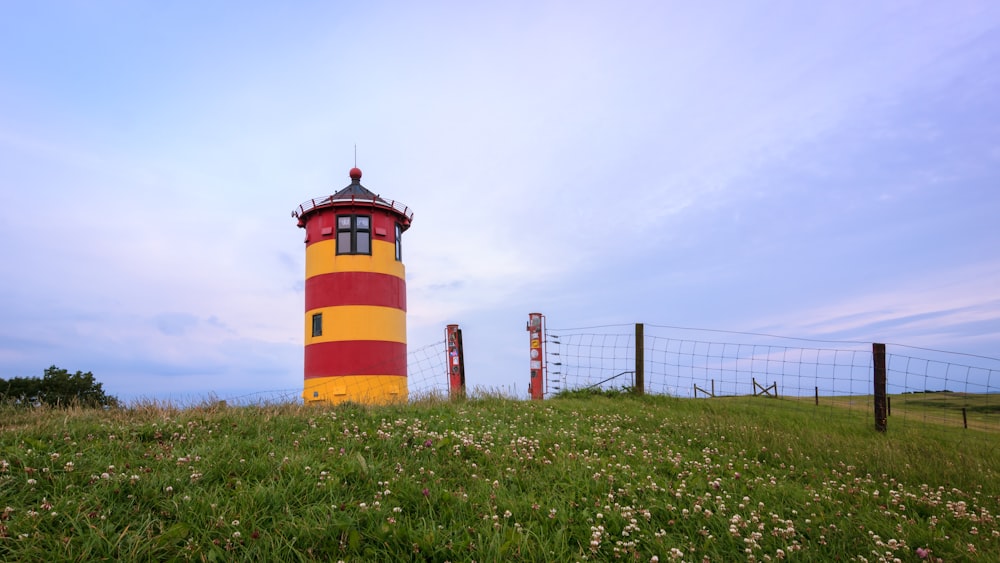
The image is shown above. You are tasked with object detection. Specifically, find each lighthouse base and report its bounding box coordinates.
[303,375,408,405]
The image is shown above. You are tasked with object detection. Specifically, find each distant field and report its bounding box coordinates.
[783,391,1000,433]
[1,394,998,561]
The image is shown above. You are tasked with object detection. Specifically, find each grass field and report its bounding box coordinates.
[1,393,998,561]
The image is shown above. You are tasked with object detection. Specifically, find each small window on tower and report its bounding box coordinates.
[395,223,402,261]
[311,313,323,337]
[335,215,373,255]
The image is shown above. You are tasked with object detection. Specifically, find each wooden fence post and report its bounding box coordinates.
[634,323,644,395]
[446,324,466,399]
[873,342,887,432]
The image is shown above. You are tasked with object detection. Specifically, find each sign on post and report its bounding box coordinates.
[527,313,546,400]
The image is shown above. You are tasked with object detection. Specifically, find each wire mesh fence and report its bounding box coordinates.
[218,339,450,406]
[547,323,999,434]
[210,319,997,439]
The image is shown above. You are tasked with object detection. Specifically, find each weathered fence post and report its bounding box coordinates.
[814,386,819,406]
[873,342,887,432]
[527,313,546,400]
[446,324,466,399]
[634,323,644,395]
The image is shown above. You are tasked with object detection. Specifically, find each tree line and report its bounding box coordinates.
[0,365,118,407]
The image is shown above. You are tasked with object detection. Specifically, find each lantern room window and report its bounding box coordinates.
[336,215,372,255]
[395,223,402,261]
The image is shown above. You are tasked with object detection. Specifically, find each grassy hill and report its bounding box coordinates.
[1,394,997,561]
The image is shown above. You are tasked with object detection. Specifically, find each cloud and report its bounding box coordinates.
[154,313,199,336]
[752,261,1000,350]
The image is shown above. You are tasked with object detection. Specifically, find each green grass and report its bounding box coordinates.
[785,392,1000,433]
[1,394,998,561]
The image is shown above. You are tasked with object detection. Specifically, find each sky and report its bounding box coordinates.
[1,1,999,402]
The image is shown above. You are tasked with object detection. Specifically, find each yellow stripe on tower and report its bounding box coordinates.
[305,305,407,345]
[306,239,405,280]
[303,375,407,405]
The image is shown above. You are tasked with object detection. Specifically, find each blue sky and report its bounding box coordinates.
[1,1,998,401]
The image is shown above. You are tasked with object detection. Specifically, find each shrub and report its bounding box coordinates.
[0,365,118,407]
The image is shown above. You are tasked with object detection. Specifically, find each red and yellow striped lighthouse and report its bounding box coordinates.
[292,167,413,404]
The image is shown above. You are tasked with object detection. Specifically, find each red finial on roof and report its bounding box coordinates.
[349,167,362,180]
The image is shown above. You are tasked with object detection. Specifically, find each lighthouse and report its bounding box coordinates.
[292,167,413,404]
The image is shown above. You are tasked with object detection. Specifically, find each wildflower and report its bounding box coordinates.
[916,547,929,559]
[27,479,37,486]
[422,488,430,497]
[232,520,240,526]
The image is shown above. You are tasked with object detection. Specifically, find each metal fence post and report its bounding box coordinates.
[634,323,644,395]
[873,342,887,432]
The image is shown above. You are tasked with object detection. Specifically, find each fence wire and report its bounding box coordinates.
[218,339,449,406]
[547,323,999,434]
